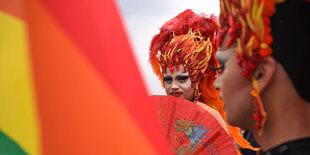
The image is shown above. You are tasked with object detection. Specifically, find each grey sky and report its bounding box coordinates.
[116,0,219,95]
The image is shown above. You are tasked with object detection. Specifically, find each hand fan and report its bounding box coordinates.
[151,95,238,155]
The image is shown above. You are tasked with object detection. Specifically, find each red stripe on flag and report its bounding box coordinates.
[25,0,163,154]
[0,0,25,20]
[27,0,171,154]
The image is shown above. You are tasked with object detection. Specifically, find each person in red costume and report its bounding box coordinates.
[149,9,259,154]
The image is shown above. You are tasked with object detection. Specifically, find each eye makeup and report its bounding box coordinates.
[218,62,225,73]
[215,45,236,73]
[163,74,190,85]
[176,75,190,81]
[163,76,172,81]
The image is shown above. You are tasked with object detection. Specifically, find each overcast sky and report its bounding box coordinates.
[116,0,220,95]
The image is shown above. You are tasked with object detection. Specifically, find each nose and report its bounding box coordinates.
[214,73,222,91]
[171,80,179,90]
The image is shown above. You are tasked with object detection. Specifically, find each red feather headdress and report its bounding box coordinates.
[217,0,286,135]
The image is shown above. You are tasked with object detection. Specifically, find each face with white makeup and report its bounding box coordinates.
[163,64,195,101]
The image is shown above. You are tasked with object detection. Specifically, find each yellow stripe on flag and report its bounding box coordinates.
[0,11,39,155]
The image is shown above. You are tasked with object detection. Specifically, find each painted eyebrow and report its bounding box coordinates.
[163,76,172,81]
[176,75,189,79]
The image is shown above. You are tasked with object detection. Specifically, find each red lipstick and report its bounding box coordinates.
[169,91,183,97]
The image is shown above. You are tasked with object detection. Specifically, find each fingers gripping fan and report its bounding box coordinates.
[152,95,237,155]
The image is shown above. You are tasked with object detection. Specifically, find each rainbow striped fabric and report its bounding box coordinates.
[0,0,170,154]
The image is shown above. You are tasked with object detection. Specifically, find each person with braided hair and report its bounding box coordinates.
[150,9,259,154]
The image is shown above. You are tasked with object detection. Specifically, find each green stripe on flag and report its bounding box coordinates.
[0,130,27,155]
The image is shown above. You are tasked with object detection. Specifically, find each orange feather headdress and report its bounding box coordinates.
[150,9,218,89]
[158,30,213,100]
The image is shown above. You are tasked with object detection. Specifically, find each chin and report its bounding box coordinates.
[226,114,241,127]
[227,116,252,130]
[226,117,237,127]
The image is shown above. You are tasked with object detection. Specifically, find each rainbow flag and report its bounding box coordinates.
[0,0,170,154]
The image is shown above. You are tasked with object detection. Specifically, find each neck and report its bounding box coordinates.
[253,105,310,151]
[251,75,310,151]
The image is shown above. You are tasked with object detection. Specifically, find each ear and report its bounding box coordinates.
[254,56,277,91]
[213,73,222,91]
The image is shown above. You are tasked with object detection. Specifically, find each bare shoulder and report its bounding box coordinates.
[196,101,228,133]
